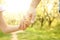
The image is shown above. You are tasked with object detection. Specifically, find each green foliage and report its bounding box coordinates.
[0,30,11,40]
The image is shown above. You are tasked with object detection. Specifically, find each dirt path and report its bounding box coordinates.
[11,30,24,40]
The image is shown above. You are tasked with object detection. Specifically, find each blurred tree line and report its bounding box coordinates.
[29,0,60,31]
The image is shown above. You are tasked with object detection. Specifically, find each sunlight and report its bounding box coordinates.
[1,0,32,25]
[47,0,54,13]
[3,0,32,15]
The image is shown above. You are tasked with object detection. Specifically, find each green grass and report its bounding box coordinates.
[0,31,11,40]
[0,27,60,40]
[17,30,60,40]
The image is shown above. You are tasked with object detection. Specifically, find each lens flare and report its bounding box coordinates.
[2,0,32,25]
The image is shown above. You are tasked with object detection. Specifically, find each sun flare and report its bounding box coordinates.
[2,0,32,14]
[1,0,32,25]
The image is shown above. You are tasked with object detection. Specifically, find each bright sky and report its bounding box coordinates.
[1,0,32,21]
[2,0,32,16]
[0,0,32,25]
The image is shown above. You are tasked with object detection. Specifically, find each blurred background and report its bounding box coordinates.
[0,0,60,40]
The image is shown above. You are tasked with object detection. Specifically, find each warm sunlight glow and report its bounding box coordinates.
[47,3,53,13]
[2,0,32,25]
[47,0,54,13]
[2,0,32,16]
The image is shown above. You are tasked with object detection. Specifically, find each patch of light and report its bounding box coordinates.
[47,0,54,13]
[47,3,53,13]
[1,0,32,25]
[2,0,32,16]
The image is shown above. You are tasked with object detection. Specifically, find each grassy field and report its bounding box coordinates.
[0,25,60,40]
